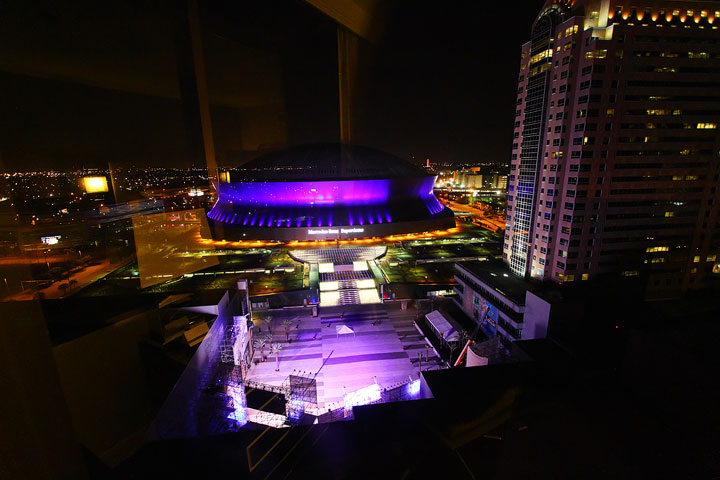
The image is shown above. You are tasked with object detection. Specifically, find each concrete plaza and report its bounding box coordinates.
[245,303,443,409]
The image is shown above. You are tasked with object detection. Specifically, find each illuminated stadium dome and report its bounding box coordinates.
[207,143,455,240]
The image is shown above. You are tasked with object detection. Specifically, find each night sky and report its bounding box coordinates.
[0,0,545,171]
[356,1,545,165]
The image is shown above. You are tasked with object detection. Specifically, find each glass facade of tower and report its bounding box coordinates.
[509,12,558,277]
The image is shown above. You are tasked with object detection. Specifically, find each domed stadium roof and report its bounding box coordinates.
[231,143,428,181]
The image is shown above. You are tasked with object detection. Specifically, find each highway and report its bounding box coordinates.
[439,199,506,232]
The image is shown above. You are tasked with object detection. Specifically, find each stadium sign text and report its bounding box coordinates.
[307,227,365,235]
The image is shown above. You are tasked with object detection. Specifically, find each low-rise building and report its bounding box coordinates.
[454,260,550,347]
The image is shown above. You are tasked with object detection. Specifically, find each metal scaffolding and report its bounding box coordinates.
[219,317,239,364]
[282,372,318,423]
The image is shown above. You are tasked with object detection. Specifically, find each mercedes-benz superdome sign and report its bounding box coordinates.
[307,227,365,236]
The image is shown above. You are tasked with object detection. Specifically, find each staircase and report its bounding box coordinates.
[338,289,360,305]
[338,279,357,290]
[316,263,381,306]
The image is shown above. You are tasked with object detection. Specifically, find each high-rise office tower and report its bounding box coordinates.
[505,0,720,297]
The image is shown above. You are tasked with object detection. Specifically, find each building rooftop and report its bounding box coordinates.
[456,260,536,306]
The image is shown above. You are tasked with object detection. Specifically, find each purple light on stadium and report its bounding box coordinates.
[417,176,437,198]
[207,174,449,233]
[217,179,392,207]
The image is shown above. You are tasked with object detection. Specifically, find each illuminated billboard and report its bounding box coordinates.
[41,235,62,245]
[82,176,109,193]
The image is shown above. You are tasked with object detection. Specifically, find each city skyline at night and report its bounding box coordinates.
[1,1,718,479]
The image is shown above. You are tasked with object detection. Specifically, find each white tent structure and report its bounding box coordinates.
[425,310,461,345]
[336,324,355,337]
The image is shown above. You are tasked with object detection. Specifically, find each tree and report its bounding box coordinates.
[270,343,283,372]
[282,319,293,343]
[253,334,271,362]
[262,315,273,333]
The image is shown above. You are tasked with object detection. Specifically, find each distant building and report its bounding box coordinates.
[505,0,720,298]
[452,171,483,189]
[483,173,508,190]
[453,261,550,347]
[450,170,507,191]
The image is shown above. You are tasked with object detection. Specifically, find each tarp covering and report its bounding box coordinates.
[336,324,355,336]
[425,310,461,343]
